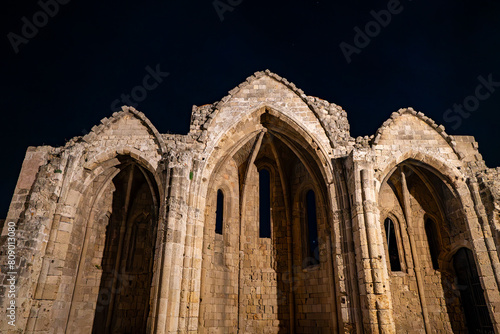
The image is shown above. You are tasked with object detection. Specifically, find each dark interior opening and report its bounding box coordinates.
[215,189,224,235]
[453,247,494,333]
[92,163,158,334]
[306,189,319,265]
[384,218,401,271]
[425,218,440,270]
[259,168,271,238]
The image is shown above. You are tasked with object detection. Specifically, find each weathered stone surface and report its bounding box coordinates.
[1,71,500,333]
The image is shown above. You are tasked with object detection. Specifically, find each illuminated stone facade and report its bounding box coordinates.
[1,70,500,333]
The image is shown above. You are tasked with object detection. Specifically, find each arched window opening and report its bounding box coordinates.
[259,169,271,238]
[215,189,224,235]
[384,218,402,271]
[425,218,440,270]
[306,190,319,265]
[453,248,494,332]
[91,163,158,334]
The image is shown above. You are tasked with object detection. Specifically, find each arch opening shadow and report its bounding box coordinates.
[453,248,494,333]
[379,160,494,332]
[91,163,159,334]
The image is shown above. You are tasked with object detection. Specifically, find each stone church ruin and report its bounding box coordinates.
[1,70,500,333]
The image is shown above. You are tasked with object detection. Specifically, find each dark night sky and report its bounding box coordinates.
[1,0,500,218]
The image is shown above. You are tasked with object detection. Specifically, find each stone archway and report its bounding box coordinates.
[67,158,160,334]
[198,110,338,333]
[377,159,492,333]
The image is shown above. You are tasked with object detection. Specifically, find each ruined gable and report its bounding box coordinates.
[1,71,500,334]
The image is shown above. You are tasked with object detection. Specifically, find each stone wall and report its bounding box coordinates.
[1,71,500,333]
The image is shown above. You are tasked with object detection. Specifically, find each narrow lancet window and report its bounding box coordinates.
[306,190,319,264]
[215,189,224,235]
[454,247,494,332]
[384,218,401,271]
[259,169,271,238]
[425,218,440,269]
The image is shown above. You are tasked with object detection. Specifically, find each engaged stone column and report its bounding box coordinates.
[155,152,193,334]
[348,157,395,333]
[360,168,395,334]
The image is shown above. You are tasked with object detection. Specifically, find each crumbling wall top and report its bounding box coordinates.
[187,70,352,146]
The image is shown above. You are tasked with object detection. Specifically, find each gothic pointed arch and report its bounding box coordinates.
[61,154,162,333]
[373,107,461,159]
[377,158,495,332]
[82,106,167,156]
[189,70,350,156]
[197,105,341,333]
